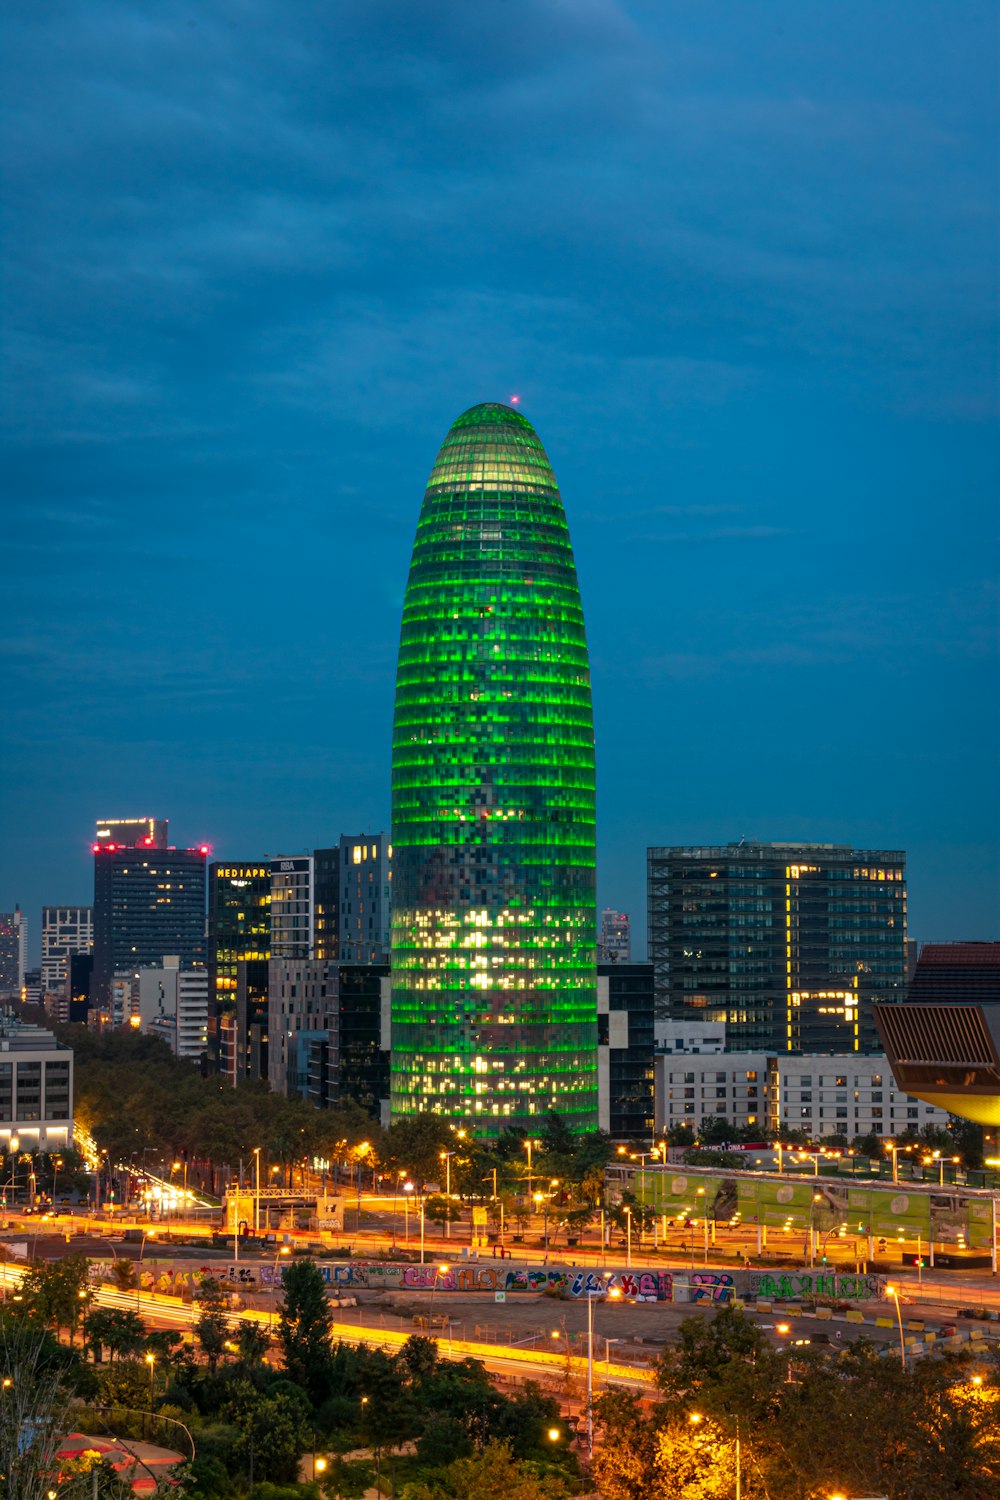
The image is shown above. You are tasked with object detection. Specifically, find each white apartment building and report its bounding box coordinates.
[40,906,94,993]
[655,1052,949,1140]
[138,958,208,1062]
[270,856,314,959]
[0,1009,73,1153]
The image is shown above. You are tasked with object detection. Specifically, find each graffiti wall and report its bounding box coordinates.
[90,1258,883,1303]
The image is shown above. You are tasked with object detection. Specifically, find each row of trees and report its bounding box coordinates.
[592,1303,1000,1500]
[667,1112,986,1167]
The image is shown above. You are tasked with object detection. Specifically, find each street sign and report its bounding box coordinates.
[495,1291,506,1303]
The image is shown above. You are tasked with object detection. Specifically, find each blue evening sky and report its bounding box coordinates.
[2,0,997,957]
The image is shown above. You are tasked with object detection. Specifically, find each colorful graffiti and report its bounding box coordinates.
[747,1272,884,1301]
[90,1258,883,1305]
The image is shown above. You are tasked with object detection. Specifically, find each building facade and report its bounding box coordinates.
[0,909,27,999]
[269,857,314,960]
[597,961,654,1139]
[138,958,208,1061]
[92,834,207,1007]
[207,863,270,1071]
[390,402,599,1134]
[339,834,391,963]
[267,958,338,1097]
[0,1009,74,1153]
[337,962,391,1117]
[313,847,340,963]
[41,907,94,994]
[598,909,631,963]
[648,842,907,1053]
[655,1050,949,1141]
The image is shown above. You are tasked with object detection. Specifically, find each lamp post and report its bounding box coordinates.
[252,1147,261,1234]
[624,1206,632,1269]
[885,1284,906,1370]
[430,1263,449,1318]
[145,1352,155,1405]
[403,1180,413,1244]
[524,1139,534,1200]
[440,1151,456,1241]
[136,1231,156,1314]
[270,1245,292,1331]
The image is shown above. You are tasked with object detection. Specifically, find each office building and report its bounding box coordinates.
[21,970,42,1007]
[0,909,27,999]
[390,402,599,1134]
[648,842,907,1053]
[267,957,338,1097]
[207,863,270,1071]
[270,857,314,960]
[231,959,269,1084]
[655,1050,948,1141]
[0,1008,74,1153]
[41,906,93,995]
[874,942,1000,1131]
[597,961,654,1139]
[338,962,391,1117]
[67,954,94,1024]
[138,958,209,1061]
[339,834,391,963]
[598,909,631,963]
[313,847,340,963]
[92,827,207,1008]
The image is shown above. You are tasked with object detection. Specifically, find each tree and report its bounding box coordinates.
[0,1318,85,1500]
[85,1308,146,1364]
[234,1320,270,1368]
[221,1380,311,1484]
[193,1277,230,1374]
[403,1440,571,1500]
[277,1259,333,1402]
[18,1253,90,1342]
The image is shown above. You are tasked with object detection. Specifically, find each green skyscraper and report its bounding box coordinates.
[390,402,598,1136]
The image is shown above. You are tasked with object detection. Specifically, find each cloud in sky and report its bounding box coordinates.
[1,0,997,945]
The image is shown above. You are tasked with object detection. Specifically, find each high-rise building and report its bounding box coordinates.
[67,954,94,1024]
[207,863,270,1071]
[339,834,391,963]
[597,961,654,1139]
[269,857,314,960]
[267,958,337,1097]
[41,907,94,994]
[0,1008,74,1153]
[313,847,340,963]
[390,402,598,1135]
[0,909,27,999]
[648,842,907,1053]
[338,962,391,1117]
[598,908,631,963]
[92,832,208,1008]
[233,958,269,1084]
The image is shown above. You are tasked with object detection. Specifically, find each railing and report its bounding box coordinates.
[71,1404,196,1462]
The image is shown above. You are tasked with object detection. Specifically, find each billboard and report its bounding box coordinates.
[641,1173,720,1218]
[846,1187,931,1238]
[967,1199,994,1251]
[737,1179,814,1229]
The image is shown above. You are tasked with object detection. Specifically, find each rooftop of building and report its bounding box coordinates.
[0,1008,70,1052]
[907,942,1000,1004]
[648,841,905,860]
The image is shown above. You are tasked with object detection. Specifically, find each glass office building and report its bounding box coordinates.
[648,842,907,1053]
[390,402,598,1135]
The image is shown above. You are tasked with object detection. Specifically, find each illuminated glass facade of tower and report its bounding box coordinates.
[391,402,598,1135]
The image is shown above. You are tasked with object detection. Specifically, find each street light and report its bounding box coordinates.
[402,1180,414,1243]
[690,1412,741,1500]
[440,1151,457,1241]
[270,1245,292,1331]
[252,1147,262,1234]
[885,1284,906,1370]
[145,1352,155,1404]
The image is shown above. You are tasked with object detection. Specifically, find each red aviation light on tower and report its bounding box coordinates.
[198,845,210,855]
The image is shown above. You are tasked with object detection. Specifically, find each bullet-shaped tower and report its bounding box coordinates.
[390,402,598,1135]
